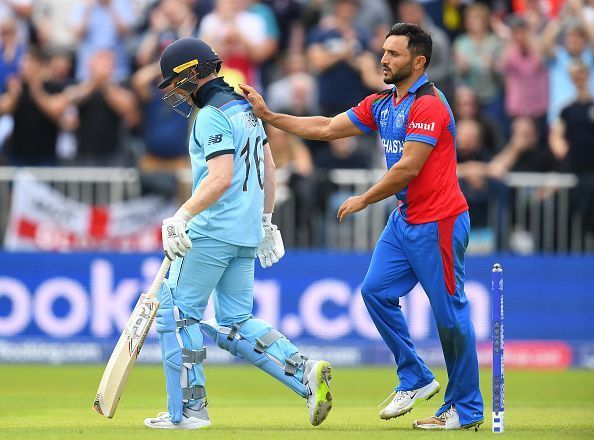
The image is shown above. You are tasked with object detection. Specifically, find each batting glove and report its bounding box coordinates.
[162,207,193,261]
[257,213,285,268]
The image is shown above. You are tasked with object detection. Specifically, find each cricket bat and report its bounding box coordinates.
[93,257,171,418]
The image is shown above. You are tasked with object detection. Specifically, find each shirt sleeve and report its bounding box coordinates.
[239,13,267,45]
[70,4,84,26]
[404,95,446,147]
[115,0,136,27]
[257,5,280,39]
[194,106,236,161]
[346,94,378,133]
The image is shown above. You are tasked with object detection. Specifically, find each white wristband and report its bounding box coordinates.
[175,207,193,222]
[262,213,273,225]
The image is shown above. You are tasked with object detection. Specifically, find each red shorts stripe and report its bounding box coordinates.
[437,215,456,295]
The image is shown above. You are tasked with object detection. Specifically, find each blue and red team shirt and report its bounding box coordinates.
[346,73,468,224]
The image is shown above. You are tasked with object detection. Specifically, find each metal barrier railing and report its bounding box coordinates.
[502,173,579,253]
[0,167,591,252]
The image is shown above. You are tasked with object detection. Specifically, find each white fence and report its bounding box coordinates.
[0,167,592,252]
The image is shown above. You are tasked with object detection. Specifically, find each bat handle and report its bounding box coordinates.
[146,257,171,297]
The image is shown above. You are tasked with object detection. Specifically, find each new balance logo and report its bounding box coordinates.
[208,134,223,144]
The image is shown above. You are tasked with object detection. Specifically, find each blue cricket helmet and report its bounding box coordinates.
[158,37,222,89]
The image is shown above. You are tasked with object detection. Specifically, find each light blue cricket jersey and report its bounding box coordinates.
[188,78,266,247]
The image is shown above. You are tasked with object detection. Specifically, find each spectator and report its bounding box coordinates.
[66,49,139,166]
[189,0,214,25]
[247,0,279,60]
[456,118,492,167]
[246,0,280,87]
[514,0,550,34]
[262,0,304,53]
[135,0,197,68]
[452,3,504,122]
[130,0,163,21]
[316,136,370,170]
[398,0,451,93]
[265,123,317,236]
[309,0,393,34]
[0,18,23,152]
[500,15,548,139]
[46,48,75,88]
[131,61,189,172]
[266,123,313,178]
[0,48,70,165]
[46,48,78,161]
[71,0,136,82]
[489,117,555,178]
[0,19,25,92]
[0,0,32,45]
[301,0,324,33]
[541,0,594,123]
[354,0,392,33]
[266,52,318,116]
[355,0,393,75]
[456,118,492,228]
[32,0,79,51]
[443,0,467,40]
[416,0,443,28]
[306,0,373,116]
[454,86,503,153]
[586,0,594,26]
[199,0,270,88]
[549,60,594,234]
[549,60,594,174]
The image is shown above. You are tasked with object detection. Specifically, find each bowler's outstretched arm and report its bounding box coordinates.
[239,83,363,141]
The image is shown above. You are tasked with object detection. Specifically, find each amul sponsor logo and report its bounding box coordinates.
[408,121,435,131]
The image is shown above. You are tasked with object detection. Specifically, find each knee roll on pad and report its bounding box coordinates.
[156,282,207,423]
[201,318,309,398]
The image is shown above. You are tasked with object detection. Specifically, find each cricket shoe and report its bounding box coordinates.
[303,360,333,426]
[379,379,440,420]
[144,403,211,429]
[412,405,484,430]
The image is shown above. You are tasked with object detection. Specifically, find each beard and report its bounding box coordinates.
[383,62,413,85]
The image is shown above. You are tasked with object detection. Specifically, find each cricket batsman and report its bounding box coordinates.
[240,23,484,430]
[144,37,332,429]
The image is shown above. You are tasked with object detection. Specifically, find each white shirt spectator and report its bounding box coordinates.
[32,0,79,50]
[0,0,32,45]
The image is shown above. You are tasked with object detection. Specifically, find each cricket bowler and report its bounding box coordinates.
[144,37,332,429]
[240,23,484,430]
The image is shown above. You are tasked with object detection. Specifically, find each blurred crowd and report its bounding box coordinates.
[0,0,593,240]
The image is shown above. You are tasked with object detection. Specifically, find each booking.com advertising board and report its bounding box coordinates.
[0,252,593,369]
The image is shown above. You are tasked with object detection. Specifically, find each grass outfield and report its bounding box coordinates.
[0,365,593,439]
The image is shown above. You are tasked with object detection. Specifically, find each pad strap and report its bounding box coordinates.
[176,317,200,328]
[284,353,307,376]
[254,329,284,354]
[182,348,207,364]
[182,385,206,401]
[227,323,242,341]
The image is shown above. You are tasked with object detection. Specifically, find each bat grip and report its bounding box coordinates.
[147,257,171,297]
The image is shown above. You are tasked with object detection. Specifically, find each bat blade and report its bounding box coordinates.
[93,293,159,418]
